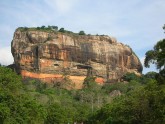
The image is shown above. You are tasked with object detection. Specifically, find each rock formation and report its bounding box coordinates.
[11,28,142,89]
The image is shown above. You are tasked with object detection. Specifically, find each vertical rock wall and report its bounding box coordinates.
[11,29,142,88]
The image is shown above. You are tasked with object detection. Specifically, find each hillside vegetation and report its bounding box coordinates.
[0,65,164,123]
[17,25,86,36]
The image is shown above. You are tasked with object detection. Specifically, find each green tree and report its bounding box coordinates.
[144,71,157,79]
[74,103,91,123]
[89,80,165,124]
[37,27,41,30]
[59,28,65,33]
[48,25,58,31]
[45,103,75,124]
[144,39,165,70]
[144,25,165,83]
[52,26,58,30]
[79,30,86,35]
[0,67,46,123]
[83,76,96,89]
[144,25,165,70]
[122,72,140,82]
[53,69,74,90]
[41,25,45,29]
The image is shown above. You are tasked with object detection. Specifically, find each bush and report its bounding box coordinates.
[122,72,140,82]
[41,25,45,29]
[83,76,96,89]
[102,82,128,93]
[51,26,58,30]
[59,28,65,33]
[79,30,86,35]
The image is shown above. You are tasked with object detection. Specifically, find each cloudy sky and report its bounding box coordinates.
[0,0,165,73]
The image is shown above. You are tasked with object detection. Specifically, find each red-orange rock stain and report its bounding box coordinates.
[95,77,104,84]
[21,70,104,89]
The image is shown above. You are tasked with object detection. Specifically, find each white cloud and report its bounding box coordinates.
[44,0,78,14]
[0,46,13,65]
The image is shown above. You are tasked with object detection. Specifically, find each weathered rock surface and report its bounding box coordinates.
[11,28,142,89]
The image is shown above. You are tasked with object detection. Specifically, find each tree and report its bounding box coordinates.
[79,30,86,35]
[122,72,140,82]
[48,26,58,31]
[51,26,58,31]
[74,103,91,123]
[45,103,75,124]
[54,68,74,90]
[83,76,96,89]
[144,25,165,83]
[41,25,45,29]
[47,25,51,29]
[163,24,165,32]
[59,28,65,33]
[144,39,165,70]
[144,25,165,70]
[0,67,46,123]
[37,27,40,30]
[89,80,165,124]
[144,71,157,79]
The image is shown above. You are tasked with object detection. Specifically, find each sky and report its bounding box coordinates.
[0,0,165,74]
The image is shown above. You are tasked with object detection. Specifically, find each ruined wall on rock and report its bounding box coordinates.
[11,28,142,88]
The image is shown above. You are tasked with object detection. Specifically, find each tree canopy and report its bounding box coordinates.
[79,30,86,35]
[144,39,165,70]
[0,67,46,123]
[144,25,165,83]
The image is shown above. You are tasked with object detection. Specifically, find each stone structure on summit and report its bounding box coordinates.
[11,27,142,88]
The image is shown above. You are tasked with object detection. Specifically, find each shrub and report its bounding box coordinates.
[41,26,45,29]
[79,30,86,35]
[122,72,140,82]
[59,28,65,33]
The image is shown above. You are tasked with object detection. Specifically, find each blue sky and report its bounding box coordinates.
[0,0,165,74]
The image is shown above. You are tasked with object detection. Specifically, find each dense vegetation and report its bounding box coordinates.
[2,65,164,124]
[0,26,165,123]
[88,25,165,124]
[0,67,46,123]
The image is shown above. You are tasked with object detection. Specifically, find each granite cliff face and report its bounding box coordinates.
[11,28,142,89]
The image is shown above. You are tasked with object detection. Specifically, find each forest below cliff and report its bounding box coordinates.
[0,65,165,124]
[0,27,165,124]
